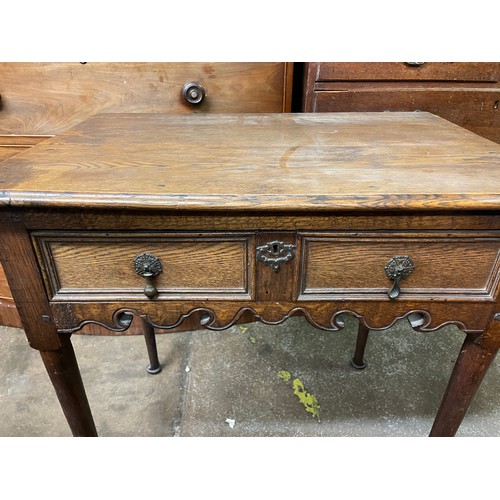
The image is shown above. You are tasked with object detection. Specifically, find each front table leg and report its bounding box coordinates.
[0,214,98,436]
[39,333,98,437]
[430,334,498,437]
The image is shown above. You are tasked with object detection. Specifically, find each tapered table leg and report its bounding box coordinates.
[142,319,161,374]
[429,334,498,437]
[40,333,98,437]
[351,323,370,369]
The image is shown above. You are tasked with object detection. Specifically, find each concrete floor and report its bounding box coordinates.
[1,315,500,437]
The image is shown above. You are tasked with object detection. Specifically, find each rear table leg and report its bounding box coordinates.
[351,322,370,370]
[142,319,161,374]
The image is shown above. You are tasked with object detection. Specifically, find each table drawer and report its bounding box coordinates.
[33,232,254,301]
[299,232,500,300]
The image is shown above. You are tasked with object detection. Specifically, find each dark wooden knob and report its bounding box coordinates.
[405,62,426,67]
[182,81,206,105]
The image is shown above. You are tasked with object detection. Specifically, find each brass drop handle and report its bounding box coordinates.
[384,256,414,300]
[133,253,163,299]
[182,81,206,105]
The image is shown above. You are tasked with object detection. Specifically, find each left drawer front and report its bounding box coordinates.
[32,232,254,301]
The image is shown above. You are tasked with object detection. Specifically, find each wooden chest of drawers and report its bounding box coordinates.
[302,62,500,143]
[0,62,293,328]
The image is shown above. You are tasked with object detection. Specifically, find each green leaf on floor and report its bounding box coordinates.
[277,370,292,382]
[277,370,320,419]
[292,378,320,419]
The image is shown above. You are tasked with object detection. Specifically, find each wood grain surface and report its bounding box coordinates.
[1,112,500,211]
[315,62,500,82]
[0,62,293,135]
[0,63,293,329]
[0,135,50,161]
[300,232,500,299]
[33,232,252,300]
[2,109,500,436]
[303,63,500,143]
[0,213,61,350]
[312,90,500,142]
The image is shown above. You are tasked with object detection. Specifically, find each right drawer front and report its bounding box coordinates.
[299,232,500,301]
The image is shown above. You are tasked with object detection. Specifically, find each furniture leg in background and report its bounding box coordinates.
[351,322,370,369]
[142,318,162,374]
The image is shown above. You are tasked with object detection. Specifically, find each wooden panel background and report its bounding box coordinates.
[303,62,500,144]
[312,90,500,144]
[315,62,500,82]
[0,62,293,135]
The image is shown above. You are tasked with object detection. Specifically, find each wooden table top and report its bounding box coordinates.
[1,112,500,211]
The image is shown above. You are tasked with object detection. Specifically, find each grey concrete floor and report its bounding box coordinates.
[1,315,500,437]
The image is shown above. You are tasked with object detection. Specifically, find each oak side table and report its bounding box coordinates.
[1,112,500,437]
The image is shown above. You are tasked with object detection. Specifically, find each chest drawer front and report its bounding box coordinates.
[299,232,500,300]
[0,63,292,136]
[312,89,500,143]
[315,62,500,82]
[33,232,254,301]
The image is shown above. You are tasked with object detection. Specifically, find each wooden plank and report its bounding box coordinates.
[0,298,22,328]
[0,135,52,146]
[0,136,51,161]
